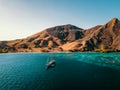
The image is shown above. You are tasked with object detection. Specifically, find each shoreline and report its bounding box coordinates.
[0,51,120,55]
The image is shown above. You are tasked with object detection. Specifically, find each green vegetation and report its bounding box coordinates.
[0,46,17,53]
[95,44,107,53]
[41,49,49,52]
[0,47,8,53]
[58,47,63,51]
[94,44,120,53]
[68,49,79,52]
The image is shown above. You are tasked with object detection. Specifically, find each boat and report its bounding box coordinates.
[46,58,56,69]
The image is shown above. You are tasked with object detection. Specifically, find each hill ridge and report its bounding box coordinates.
[0,18,120,53]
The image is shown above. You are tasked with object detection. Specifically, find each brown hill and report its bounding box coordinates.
[0,18,120,53]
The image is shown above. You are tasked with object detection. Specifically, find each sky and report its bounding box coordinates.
[0,0,120,40]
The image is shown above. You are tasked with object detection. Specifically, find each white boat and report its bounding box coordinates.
[46,58,56,69]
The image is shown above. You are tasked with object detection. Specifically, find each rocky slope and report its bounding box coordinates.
[0,18,120,52]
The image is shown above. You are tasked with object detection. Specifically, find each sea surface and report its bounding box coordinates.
[0,52,120,90]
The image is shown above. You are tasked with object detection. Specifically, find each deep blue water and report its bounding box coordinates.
[0,52,120,90]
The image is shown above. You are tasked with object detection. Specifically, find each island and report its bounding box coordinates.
[0,18,120,53]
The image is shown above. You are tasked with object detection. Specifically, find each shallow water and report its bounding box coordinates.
[0,52,120,90]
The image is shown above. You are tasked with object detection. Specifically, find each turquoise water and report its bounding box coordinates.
[0,52,120,90]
